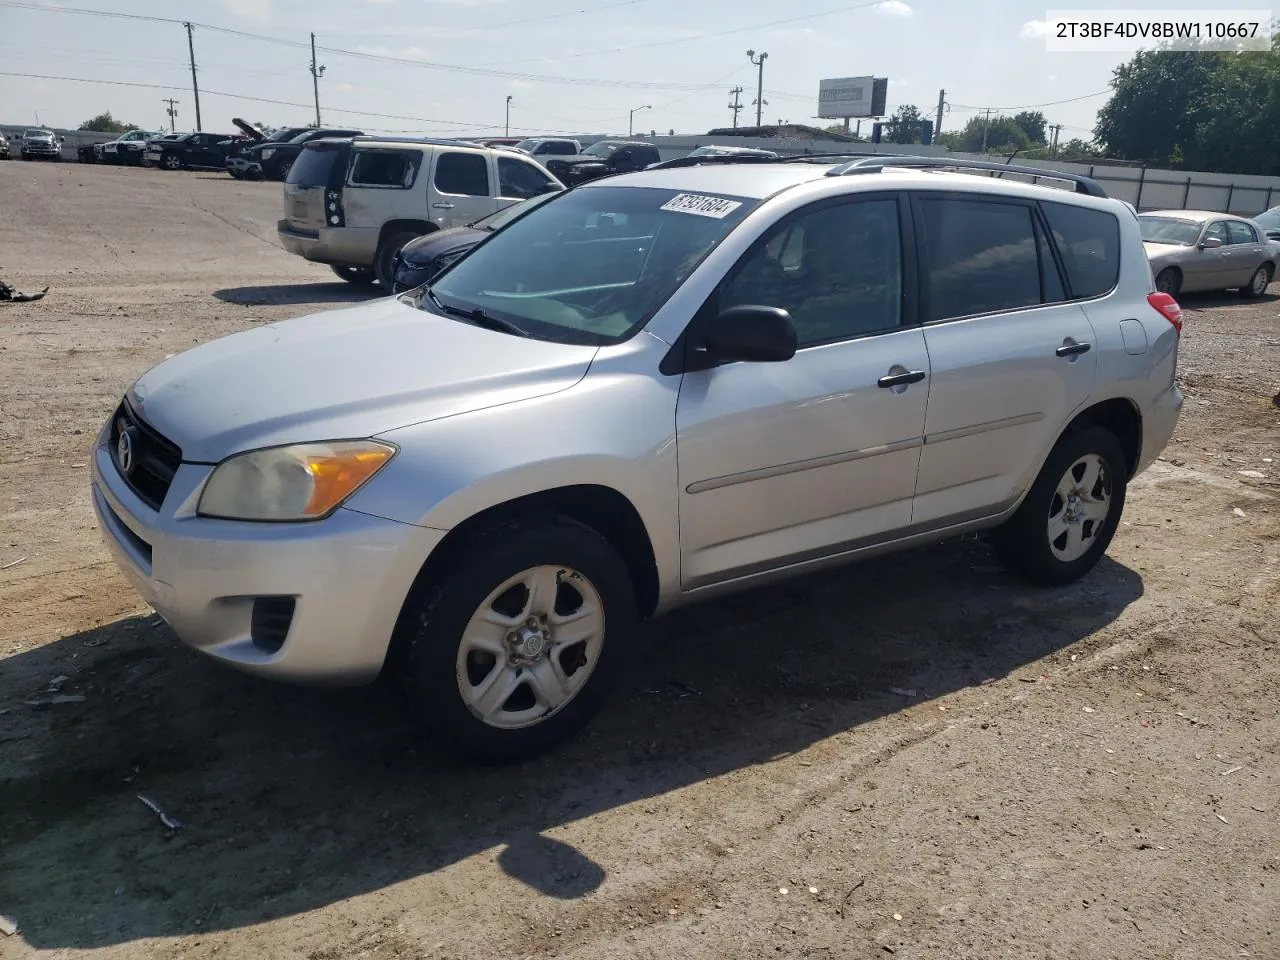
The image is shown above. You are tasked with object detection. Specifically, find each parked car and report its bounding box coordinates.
[95,157,1183,761]
[146,131,246,171]
[542,140,661,185]
[139,132,186,163]
[278,135,563,286]
[508,137,582,160]
[20,128,62,161]
[1251,204,1280,241]
[224,122,311,178]
[1139,210,1276,297]
[242,127,364,181]
[0,132,9,160]
[101,129,160,165]
[476,137,522,149]
[390,190,562,293]
[691,145,778,159]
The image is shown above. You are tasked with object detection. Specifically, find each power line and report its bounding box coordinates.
[948,91,1111,111]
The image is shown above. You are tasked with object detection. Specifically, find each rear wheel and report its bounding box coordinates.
[330,264,376,286]
[1240,263,1272,299]
[1154,267,1181,297]
[993,427,1128,586]
[374,231,421,288]
[392,516,637,762]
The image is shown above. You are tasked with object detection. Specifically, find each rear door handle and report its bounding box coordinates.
[431,202,455,210]
[877,370,927,388]
[1056,341,1092,358]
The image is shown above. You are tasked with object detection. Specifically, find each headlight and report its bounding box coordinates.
[261,147,276,159]
[197,440,396,521]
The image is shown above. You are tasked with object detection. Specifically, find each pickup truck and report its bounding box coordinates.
[146,132,250,171]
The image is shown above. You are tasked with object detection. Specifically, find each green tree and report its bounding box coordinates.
[883,104,924,143]
[1057,138,1102,162]
[948,114,1031,153]
[1012,110,1048,145]
[77,112,138,133]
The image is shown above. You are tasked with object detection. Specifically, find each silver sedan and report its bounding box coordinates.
[1139,209,1278,298]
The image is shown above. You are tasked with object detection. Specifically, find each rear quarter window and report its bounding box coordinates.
[348,149,420,188]
[287,143,351,188]
[1040,202,1121,299]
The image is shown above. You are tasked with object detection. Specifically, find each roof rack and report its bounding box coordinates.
[824,155,1108,197]
[346,135,475,147]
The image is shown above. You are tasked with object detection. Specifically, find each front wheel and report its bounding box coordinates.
[392,516,637,763]
[330,264,376,286]
[374,231,421,287]
[161,152,182,171]
[993,427,1128,586]
[1240,263,1272,299]
[1154,267,1181,297]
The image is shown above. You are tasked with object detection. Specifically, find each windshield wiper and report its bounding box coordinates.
[422,287,529,337]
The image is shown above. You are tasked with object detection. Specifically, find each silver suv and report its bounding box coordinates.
[92,157,1183,761]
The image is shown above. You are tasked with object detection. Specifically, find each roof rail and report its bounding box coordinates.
[347,134,474,147]
[825,155,1108,197]
[648,150,907,170]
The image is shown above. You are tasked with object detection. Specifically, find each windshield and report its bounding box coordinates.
[1139,217,1202,245]
[513,139,541,152]
[1253,207,1280,229]
[430,185,758,345]
[25,129,51,138]
[583,141,620,158]
[471,191,559,231]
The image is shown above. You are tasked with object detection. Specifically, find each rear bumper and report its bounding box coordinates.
[278,221,379,269]
[1135,382,1183,476]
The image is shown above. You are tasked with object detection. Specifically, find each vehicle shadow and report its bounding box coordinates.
[1178,289,1280,308]
[0,538,1144,949]
[213,282,383,307]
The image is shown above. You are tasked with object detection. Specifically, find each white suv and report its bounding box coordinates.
[96,157,1183,762]
[278,136,564,287]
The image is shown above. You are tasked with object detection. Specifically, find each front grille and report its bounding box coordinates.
[250,597,296,653]
[109,400,183,511]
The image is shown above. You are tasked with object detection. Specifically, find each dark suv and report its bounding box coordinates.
[146,132,249,171]
[542,140,661,185]
[243,128,364,181]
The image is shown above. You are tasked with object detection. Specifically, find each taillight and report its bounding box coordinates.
[325,188,345,227]
[1147,292,1182,335]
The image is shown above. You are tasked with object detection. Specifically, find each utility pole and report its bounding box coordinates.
[728,86,744,128]
[746,49,768,127]
[980,108,992,154]
[629,104,651,137]
[1048,123,1063,158]
[505,95,513,138]
[309,33,326,127]
[162,98,179,132]
[184,22,202,132]
[935,88,946,137]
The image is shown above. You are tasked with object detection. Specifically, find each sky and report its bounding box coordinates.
[0,0,1222,140]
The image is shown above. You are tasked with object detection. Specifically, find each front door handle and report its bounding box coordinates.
[431,202,456,210]
[1056,341,1093,358]
[877,370,927,388]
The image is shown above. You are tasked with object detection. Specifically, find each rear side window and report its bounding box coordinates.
[1041,202,1121,299]
[434,152,490,196]
[286,144,350,187]
[918,198,1042,321]
[1227,220,1257,244]
[349,149,419,188]
[498,156,555,199]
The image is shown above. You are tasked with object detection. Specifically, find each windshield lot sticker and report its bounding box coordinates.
[660,194,743,219]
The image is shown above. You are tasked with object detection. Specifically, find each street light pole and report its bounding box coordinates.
[746,49,768,127]
[629,104,651,137]
[506,95,513,138]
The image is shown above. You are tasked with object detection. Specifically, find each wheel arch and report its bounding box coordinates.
[1060,397,1144,479]
[378,219,436,248]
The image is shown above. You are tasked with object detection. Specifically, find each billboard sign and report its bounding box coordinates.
[817,76,888,119]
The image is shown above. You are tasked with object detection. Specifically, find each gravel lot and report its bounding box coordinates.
[1,161,1278,960]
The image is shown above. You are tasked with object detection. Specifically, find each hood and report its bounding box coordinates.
[25,133,55,141]
[128,297,599,462]
[232,117,266,141]
[1142,241,1190,259]
[400,227,487,266]
[548,153,604,167]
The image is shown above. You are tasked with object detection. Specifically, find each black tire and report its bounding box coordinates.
[1239,263,1272,299]
[374,231,420,288]
[161,152,182,171]
[277,157,293,181]
[993,426,1128,587]
[1154,267,1181,297]
[330,264,376,286]
[391,516,637,763]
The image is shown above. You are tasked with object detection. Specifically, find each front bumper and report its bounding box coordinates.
[91,430,445,685]
[23,144,60,157]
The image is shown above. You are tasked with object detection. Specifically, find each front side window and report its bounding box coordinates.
[719,199,903,346]
[1041,201,1120,299]
[1227,220,1258,244]
[431,186,758,344]
[498,156,555,199]
[349,150,418,188]
[434,151,490,197]
[1204,221,1229,244]
[918,197,1043,321]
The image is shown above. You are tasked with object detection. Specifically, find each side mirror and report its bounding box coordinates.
[1200,236,1223,249]
[702,305,797,364]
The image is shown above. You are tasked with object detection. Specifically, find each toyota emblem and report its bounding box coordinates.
[116,427,136,476]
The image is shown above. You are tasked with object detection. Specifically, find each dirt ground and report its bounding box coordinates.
[1,161,1277,960]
